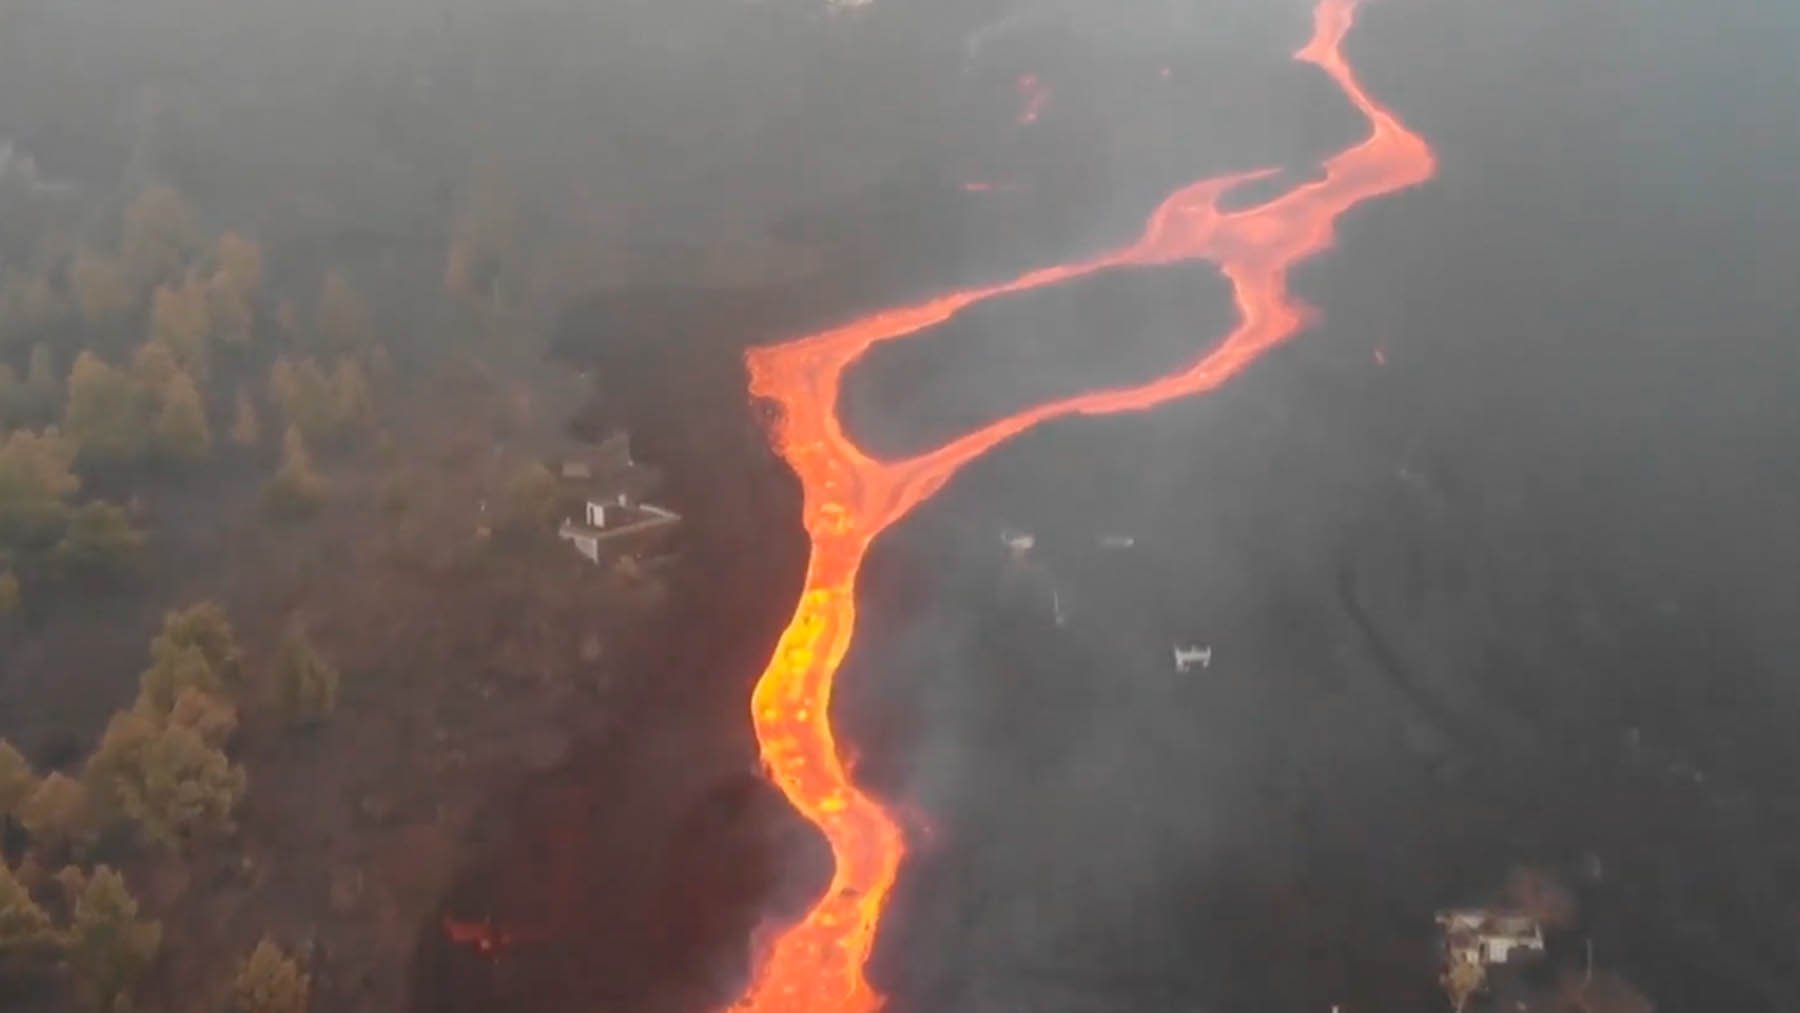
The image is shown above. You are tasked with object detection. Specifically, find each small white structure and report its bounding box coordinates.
[1436,909,1546,968]
[0,139,76,196]
[1173,644,1212,672]
[1001,528,1035,559]
[558,493,679,565]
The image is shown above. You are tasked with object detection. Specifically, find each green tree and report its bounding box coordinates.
[17,772,98,859]
[153,369,211,461]
[129,340,181,399]
[262,426,325,518]
[0,739,35,816]
[66,867,160,1013]
[230,387,262,448]
[214,233,264,298]
[69,252,138,330]
[268,356,337,445]
[150,602,242,685]
[136,644,221,717]
[0,859,62,980]
[147,279,211,379]
[85,707,245,850]
[274,626,339,726]
[120,186,197,290]
[0,570,18,615]
[208,234,262,348]
[64,352,152,464]
[316,269,374,351]
[0,429,78,566]
[54,502,144,579]
[228,937,310,1013]
[165,687,238,750]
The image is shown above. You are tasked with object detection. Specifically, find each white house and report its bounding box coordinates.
[1173,644,1213,672]
[1436,909,1546,968]
[558,493,679,565]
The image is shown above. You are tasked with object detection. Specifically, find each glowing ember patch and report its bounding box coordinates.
[733,1,1435,1010]
[1015,73,1052,125]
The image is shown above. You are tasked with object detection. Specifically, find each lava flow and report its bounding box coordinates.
[734,1,1434,1010]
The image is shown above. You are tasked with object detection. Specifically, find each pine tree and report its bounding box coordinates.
[64,351,153,464]
[274,626,339,726]
[66,867,160,1012]
[136,644,222,717]
[120,186,198,290]
[17,772,98,859]
[0,858,62,979]
[129,340,181,399]
[153,369,212,461]
[263,426,326,518]
[85,706,245,850]
[53,501,145,578]
[228,937,310,1013]
[150,602,242,685]
[214,233,264,297]
[148,278,212,379]
[69,251,138,329]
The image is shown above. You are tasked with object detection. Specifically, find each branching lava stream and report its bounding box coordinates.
[736,1,1434,1009]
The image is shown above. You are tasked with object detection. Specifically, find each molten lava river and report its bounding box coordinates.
[737,0,1435,1009]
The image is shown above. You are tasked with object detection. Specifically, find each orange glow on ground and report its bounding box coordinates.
[734,1,1434,1009]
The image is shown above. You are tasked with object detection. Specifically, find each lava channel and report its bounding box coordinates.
[734,0,1435,1009]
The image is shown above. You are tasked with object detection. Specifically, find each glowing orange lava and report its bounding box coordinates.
[734,1,1434,1010]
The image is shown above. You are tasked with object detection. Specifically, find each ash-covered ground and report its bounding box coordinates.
[413,2,1800,1012]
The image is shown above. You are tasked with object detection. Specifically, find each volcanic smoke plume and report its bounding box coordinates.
[734,1,1435,1009]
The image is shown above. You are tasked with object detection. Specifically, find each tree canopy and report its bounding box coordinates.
[85,707,245,851]
[274,626,339,726]
[228,937,310,1013]
[66,867,161,1013]
[0,858,62,980]
[64,352,152,464]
